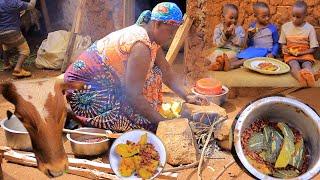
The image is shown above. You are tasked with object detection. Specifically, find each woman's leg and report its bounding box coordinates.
[288,60,307,87]
[301,61,316,87]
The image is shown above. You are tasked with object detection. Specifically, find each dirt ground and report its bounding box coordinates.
[0,55,320,179]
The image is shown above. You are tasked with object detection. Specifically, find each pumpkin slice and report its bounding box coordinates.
[139,133,148,145]
[119,157,135,177]
[273,170,300,179]
[263,128,283,163]
[248,132,266,152]
[289,137,305,170]
[246,156,272,175]
[275,123,295,168]
[116,143,140,158]
[195,78,223,95]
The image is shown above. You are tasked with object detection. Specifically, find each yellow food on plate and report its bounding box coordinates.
[119,157,135,177]
[289,48,299,56]
[258,62,278,71]
[116,133,161,179]
[115,143,140,158]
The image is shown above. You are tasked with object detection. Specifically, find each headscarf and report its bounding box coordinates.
[136,2,183,26]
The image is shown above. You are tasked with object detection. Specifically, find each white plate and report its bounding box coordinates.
[109,129,167,180]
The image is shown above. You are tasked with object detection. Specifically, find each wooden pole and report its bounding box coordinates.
[166,15,193,65]
[61,0,86,72]
[63,129,121,139]
[122,0,135,28]
[39,0,51,32]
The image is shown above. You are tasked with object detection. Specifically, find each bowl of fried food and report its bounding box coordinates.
[109,130,166,179]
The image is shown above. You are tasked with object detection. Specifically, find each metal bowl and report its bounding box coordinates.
[0,116,32,151]
[66,128,111,156]
[191,86,229,106]
[234,96,320,180]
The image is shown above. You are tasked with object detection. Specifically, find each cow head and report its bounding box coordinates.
[0,78,83,177]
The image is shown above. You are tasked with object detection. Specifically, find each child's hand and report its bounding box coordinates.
[225,24,235,36]
[266,53,274,58]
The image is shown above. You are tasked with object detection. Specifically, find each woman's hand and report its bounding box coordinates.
[185,95,209,106]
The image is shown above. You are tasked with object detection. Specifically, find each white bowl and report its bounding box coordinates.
[109,129,166,180]
[191,86,229,106]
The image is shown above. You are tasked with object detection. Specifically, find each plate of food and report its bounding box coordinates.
[109,129,166,179]
[244,57,290,75]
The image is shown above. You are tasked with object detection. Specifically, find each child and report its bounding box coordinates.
[207,3,245,71]
[0,0,37,77]
[211,2,280,71]
[279,1,320,87]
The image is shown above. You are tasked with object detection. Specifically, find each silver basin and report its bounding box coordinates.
[0,116,32,151]
[66,127,111,156]
[234,96,320,180]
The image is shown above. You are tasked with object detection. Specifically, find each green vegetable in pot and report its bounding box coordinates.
[248,133,266,152]
[275,123,295,168]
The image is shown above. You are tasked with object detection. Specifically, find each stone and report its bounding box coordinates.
[156,118,199,166]
[181,103,227,124]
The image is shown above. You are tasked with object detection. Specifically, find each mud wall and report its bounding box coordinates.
[49,0,124,41]
[185,0,320,73]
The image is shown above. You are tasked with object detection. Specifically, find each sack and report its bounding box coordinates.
[35,30,91,70]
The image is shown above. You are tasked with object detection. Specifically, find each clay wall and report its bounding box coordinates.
[185,0,320,72]
[48,0,124,41]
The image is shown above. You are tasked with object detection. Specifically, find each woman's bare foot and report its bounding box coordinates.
[315,70,320,81]
[297,70,308,87]
[209,55,224,71]
[223,53,231,71]
[300,69,316,87]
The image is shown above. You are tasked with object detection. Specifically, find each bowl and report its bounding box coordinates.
[109,129,167,180]
[234,96,320,180]
[66,128,111,156]
[191,86,229,106]
[0,116,32,151]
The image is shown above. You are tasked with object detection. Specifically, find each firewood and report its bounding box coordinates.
[2,149,179,179]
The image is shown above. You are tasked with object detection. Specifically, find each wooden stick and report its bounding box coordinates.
[163,161,199,173]
[67,166,119,180]
[39,0,51,32]
[197,116,228,180]
[61,0,86,72]
[166,15,193,65]
[214,160,235,180]
[63,129,121,139]
[3,149,179,179]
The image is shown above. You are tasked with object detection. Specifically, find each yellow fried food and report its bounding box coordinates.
[137,167,154,179]
[139,133,148,145]
[116,143,140,158]
[133,155,142,170]
[119,157,135,177]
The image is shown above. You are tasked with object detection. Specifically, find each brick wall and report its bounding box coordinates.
[185,0,320,73]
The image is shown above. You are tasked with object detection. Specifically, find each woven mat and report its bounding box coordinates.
[204,61,320,87]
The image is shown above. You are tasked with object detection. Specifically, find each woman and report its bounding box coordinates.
[64,2,205,132]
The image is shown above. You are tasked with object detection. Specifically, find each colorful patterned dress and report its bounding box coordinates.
[64,25,162,132]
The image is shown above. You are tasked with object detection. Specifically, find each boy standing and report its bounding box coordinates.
[0,0,37,77]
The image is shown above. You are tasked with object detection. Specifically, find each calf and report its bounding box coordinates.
[0,77,83,177]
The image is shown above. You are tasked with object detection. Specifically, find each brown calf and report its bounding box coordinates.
[0,77,83,177]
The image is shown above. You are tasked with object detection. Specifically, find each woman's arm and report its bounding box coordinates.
[155,48,208,105]
[155,48,189,100]
[125,42,165,124]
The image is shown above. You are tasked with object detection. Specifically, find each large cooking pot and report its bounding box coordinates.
[234,96,320,180]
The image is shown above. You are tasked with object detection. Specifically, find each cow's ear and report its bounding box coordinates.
[56,80,85,95]
[0,82,18,105]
